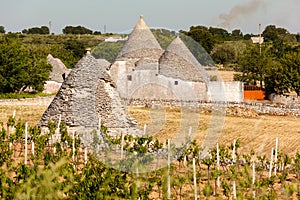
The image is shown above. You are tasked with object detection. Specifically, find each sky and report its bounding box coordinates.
[1,0,299,34]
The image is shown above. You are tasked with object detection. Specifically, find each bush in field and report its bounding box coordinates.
[0,38,51,93]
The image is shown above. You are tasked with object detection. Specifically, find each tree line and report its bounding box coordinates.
[0,25,103,35]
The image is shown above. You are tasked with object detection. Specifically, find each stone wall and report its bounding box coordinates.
[128,99,300,116]
[269,94,300,106]
[0,96,54,106]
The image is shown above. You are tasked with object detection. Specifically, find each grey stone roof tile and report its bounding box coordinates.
[117,16,162,59]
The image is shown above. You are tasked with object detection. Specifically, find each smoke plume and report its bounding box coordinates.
[219,0,265,28]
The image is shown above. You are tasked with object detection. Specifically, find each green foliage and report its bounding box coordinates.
[0,118,300,199]
[22,26,50,35]
[231,29,243,40]
[279,52,300,96]
[62,26,93,35]
[180,33,215,66]
[209,27,230,42]
[183,26,216,53]
[203,183,213,197]
[16,159,71,200]
[211,43,235,65]
[92,40,125,62]
[0,92,54,99]
[151,28,176,49]
[0,26,5,34]
[263,25,296,43]
[235,43,271,88]
[0,38,51,93]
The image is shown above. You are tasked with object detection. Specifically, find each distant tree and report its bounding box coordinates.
[22,26,49,34]
[40,26,50,34]
[265,52,300,96]
[264,61,290,95]
[211,44,235,65]
[279,52,300,96]
[0,39,51,93]
[262,25,280,42]
[209,27,230,42]
[92,41,125,62]
[270,39,293,58]
[62,26,93,35]
[296,34,300,42]
[243,34,252,40]
[231,29,243,40]
[180,33,215,66]
[234,44,271,88]
[263,25,296,43]
[184,26,216,53]
[0,26,5,34]
[151,28,176,49]
[211,41,246,66]
[93,31,102,35]
[63,39,86,59]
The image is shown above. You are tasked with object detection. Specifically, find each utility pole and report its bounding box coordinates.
[49,21,52,34]
[259,23,262,56]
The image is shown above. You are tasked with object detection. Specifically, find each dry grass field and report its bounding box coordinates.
[0,105,48,126]
[129,106,300,156]
[1,103,299,156]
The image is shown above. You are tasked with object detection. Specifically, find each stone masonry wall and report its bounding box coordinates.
[128,99,300,116]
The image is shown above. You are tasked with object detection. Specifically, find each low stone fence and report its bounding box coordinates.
[269,94,300,106]
[0,96,54,106]
[127,99,300,117]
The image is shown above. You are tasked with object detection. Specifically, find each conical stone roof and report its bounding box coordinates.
[47,54,71,83]
[117,16,163,60]
[159,37,209,83]
[39,52,138,136]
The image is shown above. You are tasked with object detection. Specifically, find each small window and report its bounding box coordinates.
[174,81,178,85]
[127,75,132,81]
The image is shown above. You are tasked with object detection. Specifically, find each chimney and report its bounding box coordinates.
[85,48,91,55]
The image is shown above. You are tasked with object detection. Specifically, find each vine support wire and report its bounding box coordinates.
[233,181,237,199]
[54,114,61,142]
[269,148,274,178]
[31,141,35,156]
[216,143,220,188]
[24,122,28,165]
[193,158,197,200]
[274,137,279,176]
[72,132,75,162]
[11,110,16,135]
[252,162,256,185]
[143,124,147,135]
[84,146,88,165]
[252,162,256,199]
[121,133,125,159]
[167,139,171,200]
